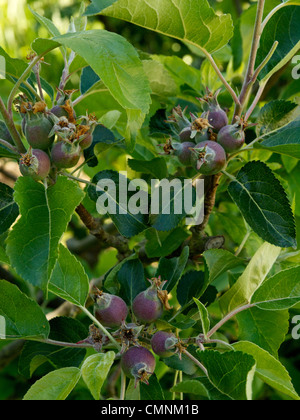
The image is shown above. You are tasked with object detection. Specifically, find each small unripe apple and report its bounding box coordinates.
[19,149,51,182]
[151,331,178,358]
[25,114,55,150]
[121,346,156,385]
[192,140,227,175]
[51,141,81,169]
[95,292,128,328]
[132,285,163,324]
[217,124,245,153]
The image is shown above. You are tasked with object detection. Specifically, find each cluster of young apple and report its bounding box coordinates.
[160,89,246,175]
[15,91,97,182]
[84,278,180,387]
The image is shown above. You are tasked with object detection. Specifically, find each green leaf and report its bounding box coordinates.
[6,176,84,291]
[251,266,300,310]
[81,352,115,400]
[150,178,196,232]
[80,66,101,95]
[256,117,300,160]
[237,307,289,357]
[88,170,149,238]
[84,0,118,16]
[142,59,178,98]
[193,298,210,339]
[0,182,19,235]
[140,374,165,400]
[0,244,9,264]
[128,157,168,180]
[28,5,61,37]
[23,367,81,400]
[84,125,123,168]
[145,227,189,258]
[0,280,49,340]
[219,242,281,314]
[256,100,300,137]
[156,245,189,292]
[203,249,243,284]
[117,258,146,306]
[198,350,256,400]
[256,6,300,82]
[99,0,234,54]
[176,270,207,307]
[233,341,300,400]
[19,317,88,378]
[162,346,199,375]
[227,161,296,248]
[104,254,138,294]
[48,245,89,306]
[54,30,151,115]
[170,379,209,398]
[156,55,202,93]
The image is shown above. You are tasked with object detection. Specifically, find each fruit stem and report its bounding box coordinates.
[201,51,241,106]
[234,0,266,119]
[206,303,256,338]
[79,305,122,351]
[182,349,208,377]
[0,96,26,153]
[0,138,21,155]
[120,371,126,400]
[7,46,57,117]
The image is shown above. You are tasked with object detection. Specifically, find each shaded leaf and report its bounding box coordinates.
[23,367,81,400]
[228,161,296,248]
[0,280,49,340]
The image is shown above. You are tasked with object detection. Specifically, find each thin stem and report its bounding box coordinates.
[244,80,267,121]
[7,46,57,116]
[182,349,208,377]
[56,51,76,103]
[234,0,266,119]
[23,81,42,102]
[120,371,126,401]
[62,171,94,186]
[33,64,44,101]
[0,96,26,153]
[38,338,93,349]
[251,41,279,85]
[179,371,183,401]
[260,2,295,32]
[172,370,179,400]
[207,303,256,338]
[235,230,251,257]
[80,305,121,351]
[72,89,109,107]
[202,51,241,106]
[0,138,21,155]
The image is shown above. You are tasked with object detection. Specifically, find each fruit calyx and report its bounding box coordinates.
[76,324,109,352]
[148,276,172,311]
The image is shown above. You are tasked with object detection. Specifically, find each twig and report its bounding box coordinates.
[234,0,266,119]
[0,138,21,155]
[235,230,251,257]
[182,349,208,377]
[7,46,57,116]
[0,97,26,153]
[38,338,93,349]
[251,41,279,85]
[75,203,131,260]
[207,303,256,338]
[244,80,267,121]
[202,51,241,106]
[80,305,121,350]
